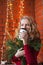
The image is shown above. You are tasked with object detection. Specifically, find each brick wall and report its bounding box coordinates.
[24,0,35,18]
[35,0,43,62]
[0,0,6,61]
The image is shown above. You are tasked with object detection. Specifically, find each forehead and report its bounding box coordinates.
[20,19,30,25]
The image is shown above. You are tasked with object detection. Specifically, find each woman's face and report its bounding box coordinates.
[20,19,31,33]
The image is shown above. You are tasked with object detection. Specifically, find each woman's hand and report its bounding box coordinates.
[15,48,25,57]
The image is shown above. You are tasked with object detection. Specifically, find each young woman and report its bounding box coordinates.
[11,16,41,65]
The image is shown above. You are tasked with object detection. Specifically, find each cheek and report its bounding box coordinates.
[26,26,31,32]
[26,26,31,30]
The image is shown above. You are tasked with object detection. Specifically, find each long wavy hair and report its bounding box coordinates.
[15,16,41,43]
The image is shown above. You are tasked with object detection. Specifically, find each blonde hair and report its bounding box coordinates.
[15,16,40,40]
[20,16,37,33]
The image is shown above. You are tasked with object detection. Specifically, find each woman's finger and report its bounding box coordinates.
[18,48,23,51]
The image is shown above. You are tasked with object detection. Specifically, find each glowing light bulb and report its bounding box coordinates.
[10,3,12,6]
[19,0,24,18]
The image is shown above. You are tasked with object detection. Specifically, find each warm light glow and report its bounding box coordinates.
[19,0,24,19]
[2,0,24,61]
[2,0,15,61]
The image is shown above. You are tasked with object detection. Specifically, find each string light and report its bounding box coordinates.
[9,0,15,30]
[1,0,24,61]
[19,0,24,19]
[4,0,15,39]
[1,0,15,61]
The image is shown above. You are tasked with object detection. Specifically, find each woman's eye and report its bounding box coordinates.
[26,24,30,26]
[21,24,24,26]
